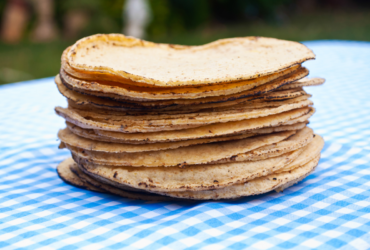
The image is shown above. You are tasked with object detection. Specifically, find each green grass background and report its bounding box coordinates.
[1,10,369,85]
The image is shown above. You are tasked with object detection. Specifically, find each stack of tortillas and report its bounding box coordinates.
[55,34,325,201]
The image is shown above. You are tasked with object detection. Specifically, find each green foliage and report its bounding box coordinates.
[55,0,125,39]
[209,0,293,23]
[147,0,211,38]
[0,1,6,18]
[146,0,293,37]
[147,0,170,37]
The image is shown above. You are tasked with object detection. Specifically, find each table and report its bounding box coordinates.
[1,41,370,250]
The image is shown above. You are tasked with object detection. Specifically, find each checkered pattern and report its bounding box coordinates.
[303,41,370,150]
[1,41,370,249]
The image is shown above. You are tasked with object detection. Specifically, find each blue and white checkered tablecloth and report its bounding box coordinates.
[1,41,370,250]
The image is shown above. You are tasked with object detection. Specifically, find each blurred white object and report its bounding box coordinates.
[123,0,151,39]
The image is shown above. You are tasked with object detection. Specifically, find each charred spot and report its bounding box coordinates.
[178,162,187,168]
[113,171,118,178]
[138,182,148,188]
[230,155,237,161]
[213,180,219,183]
[273,178,277,181]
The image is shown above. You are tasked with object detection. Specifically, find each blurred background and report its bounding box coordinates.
[0,0,369,85]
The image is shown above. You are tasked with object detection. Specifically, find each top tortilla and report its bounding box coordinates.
[67,34,315,87]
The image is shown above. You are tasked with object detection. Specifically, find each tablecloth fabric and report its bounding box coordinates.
[0,41,370,249]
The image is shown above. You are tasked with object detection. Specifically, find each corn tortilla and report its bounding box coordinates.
[65,121,307,145]
[55,99,312,133]
[77,108,314,143]
[57,157,105,192]
[60,66,304,101]
[71,130,296,167]
[158,156,319,200]
[67,34,315,87]
[77,147,303,192]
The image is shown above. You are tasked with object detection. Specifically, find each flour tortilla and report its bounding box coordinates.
[75,107,314,143]
[158,156,319,200]
[57,157,105,192]
[70,130,296,167]
[77,147,303,192]
[67,34,315,87]
[55,99,312,133]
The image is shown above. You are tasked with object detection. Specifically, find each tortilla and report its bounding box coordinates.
[72,107,314,143]
[70,94,311,118]
[69,127,312,168]
[214,127,313,164]
[55,99,312,133]
[61,73,308,113]
[279,77,325,90]
[58,127,257,153]
[69,159,178,201]
[159,156,319,200]
[277,134,324,173]
[60,125,311,159]
[73,155,319,200]
[57,157,105,192]
[77,147,303,192]
[56,68,314,110]
[66,121,307,144]
[67,34,315,87]
[60,66,305,101]
[70,130,296,167]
